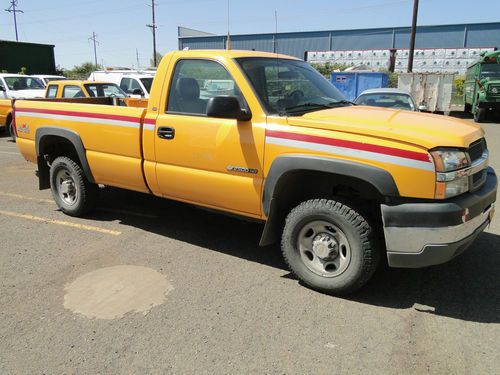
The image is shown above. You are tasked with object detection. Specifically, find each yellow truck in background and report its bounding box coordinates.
[13,50,497,294]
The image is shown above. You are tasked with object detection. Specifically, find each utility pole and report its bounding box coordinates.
[88,32,99,67]
[136,49,140,70]
[5,0,24,42]
[146,0,158,67]
[407,0,419,72]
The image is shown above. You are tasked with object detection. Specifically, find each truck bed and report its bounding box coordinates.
[15,99,150,193]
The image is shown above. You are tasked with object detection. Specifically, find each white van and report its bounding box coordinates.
[87,70,155,98]
[0,74,45,99]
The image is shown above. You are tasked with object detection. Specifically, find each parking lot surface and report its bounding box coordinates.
[1,118,499,374]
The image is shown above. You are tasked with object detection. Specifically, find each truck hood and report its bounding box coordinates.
[287,106,484,150]
[8,89,45,99]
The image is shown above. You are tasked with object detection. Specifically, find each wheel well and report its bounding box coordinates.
[39,135,80,165]
[36,135,82,190]
[260,170,385,246]
[273,170,384,218]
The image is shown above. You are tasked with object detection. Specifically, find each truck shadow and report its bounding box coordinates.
[89,187,500,324]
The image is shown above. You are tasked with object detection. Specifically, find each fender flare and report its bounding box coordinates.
[35,127,95,188]
[259,154,400,246]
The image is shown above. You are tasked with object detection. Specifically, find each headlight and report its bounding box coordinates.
[431,149,470,199]
[431,149,469,172]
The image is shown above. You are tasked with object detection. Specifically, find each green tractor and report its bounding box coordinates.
[464,50,500,122]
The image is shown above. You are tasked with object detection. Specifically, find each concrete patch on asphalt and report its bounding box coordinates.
[63,265,173,319]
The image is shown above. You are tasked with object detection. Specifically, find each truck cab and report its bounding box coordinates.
[464,50,500,122]
[0,74,45,99]
[45,80,128,99]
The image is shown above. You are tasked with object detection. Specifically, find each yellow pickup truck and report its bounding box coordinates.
[13,49,497,294]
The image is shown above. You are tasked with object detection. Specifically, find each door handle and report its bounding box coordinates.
[157,126,175,140]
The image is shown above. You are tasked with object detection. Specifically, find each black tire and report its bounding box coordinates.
[464,103,472,113]
[8,120,16,142]
[49,156,98,217]
[474,107,486,123]
[281,199,379,295]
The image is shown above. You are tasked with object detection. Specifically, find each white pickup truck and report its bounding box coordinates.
[0,73,46,99]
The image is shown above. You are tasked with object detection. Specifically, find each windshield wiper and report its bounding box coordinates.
[327,100,355,106]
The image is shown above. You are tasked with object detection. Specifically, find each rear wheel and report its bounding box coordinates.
[8,120,16,141]
[281,199,379,295]
[50,156,98,217]
[464,103,472,113]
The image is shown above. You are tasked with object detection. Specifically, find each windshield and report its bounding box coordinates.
[83,83,127,98]
[236,57,347,116]
[355,93,415,111]
[140,78,153,93]
[480,64,500,79]
[4,76,44,91]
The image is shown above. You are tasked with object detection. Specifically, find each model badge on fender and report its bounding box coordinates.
[227,166,258,174]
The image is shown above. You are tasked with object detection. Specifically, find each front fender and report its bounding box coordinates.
[259,154,399,246]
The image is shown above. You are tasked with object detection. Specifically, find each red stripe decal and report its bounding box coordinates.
[144,118,156,125]
[16,107,140,123]
[266,129,431,163]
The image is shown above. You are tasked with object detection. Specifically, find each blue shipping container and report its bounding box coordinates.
[330,72,389,102]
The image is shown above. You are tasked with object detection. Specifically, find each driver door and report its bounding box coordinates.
[154,58,265,217]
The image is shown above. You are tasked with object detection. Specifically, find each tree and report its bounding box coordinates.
[310,62,353,78]
[63,62,100,79]
[150,52,163,68]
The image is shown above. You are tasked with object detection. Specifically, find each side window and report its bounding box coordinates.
[46,85,58,98]
[120,78,131,92]
[120,78,141,94]
[167,59,244,115]
[62,85,84,98]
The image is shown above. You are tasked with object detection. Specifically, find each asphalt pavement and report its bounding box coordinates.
[0,117,499,374]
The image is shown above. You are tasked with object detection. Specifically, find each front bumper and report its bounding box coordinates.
[478,101,500,111]
[382,168,497,268]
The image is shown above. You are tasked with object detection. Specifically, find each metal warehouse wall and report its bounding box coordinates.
[178,22,500,58]
[0,40,56,74]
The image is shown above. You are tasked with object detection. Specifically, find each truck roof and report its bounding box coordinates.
[174,49,300,60]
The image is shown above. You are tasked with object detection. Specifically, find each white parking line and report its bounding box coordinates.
[0,191,158,219]
[0,209,122,236]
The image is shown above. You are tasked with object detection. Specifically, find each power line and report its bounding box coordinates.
[146,0,158,67]
[4,0,24,41]
[88,32,99,67]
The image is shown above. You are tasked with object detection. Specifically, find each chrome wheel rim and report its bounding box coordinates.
[56,169,78,205]
[297,220,351,277]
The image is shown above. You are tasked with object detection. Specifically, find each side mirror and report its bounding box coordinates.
[132,88,144,96]
[0,86,5,92]
[418,104,428,112]
[206,96,251,121]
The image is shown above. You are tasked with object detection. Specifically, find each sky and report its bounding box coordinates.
[1,0,499,70]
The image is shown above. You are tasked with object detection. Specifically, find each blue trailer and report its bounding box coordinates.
[330,72,389,102]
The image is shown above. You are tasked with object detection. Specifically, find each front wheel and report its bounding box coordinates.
[50,156,99,217]
[474,107,486,123]
[281,199,379,295]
